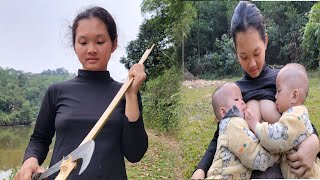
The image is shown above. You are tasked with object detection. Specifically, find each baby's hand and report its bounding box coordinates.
[244,108,259,133]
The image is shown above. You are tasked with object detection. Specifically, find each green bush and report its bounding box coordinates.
[143,67,182,132]
[302,2,320,70]
[188,34,242,79]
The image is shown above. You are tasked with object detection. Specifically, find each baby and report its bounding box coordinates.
[206,82,278,179]
[245,63,320,178]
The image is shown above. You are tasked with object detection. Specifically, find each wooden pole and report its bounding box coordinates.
[55,44,155,180]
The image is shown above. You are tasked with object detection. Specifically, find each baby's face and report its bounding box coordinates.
[225,84,246,114]
[275,75,292,113]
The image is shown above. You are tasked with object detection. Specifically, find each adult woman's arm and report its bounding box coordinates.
[122,64,148,162]
[15,86,57,179]
[122,92,148,162]
[287,133,320,178]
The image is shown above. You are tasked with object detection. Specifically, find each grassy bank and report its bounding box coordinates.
[126,129,182,179]
[178,76,320,178]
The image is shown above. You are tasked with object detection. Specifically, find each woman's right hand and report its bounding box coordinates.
[14,157,44,180]
[191,169,205,179]
[287,134,319,178]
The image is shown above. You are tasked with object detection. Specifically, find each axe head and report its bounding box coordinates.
[38,140,95,180]
[71,140,95,174]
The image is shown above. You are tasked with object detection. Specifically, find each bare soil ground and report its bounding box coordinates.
[182,79,226,88]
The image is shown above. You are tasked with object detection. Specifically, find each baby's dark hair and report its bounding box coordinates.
[71,6,117,47]
[231,1,266,47]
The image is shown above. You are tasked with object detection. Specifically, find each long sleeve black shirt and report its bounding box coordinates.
[23,70,148,179]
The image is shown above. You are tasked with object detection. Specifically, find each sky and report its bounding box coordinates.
[0,0,143,82]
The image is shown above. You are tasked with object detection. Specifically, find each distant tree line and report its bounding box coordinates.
[0,67,73,125]
[121,1,319,79]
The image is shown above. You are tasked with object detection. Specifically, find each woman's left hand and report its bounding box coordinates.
[127,64,146,95]
[287,134,320,178]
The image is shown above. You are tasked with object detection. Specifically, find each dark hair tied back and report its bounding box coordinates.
[71,6,117,46]
[231,1,266,46]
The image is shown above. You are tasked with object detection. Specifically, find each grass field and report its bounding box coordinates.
[126,129,182,179]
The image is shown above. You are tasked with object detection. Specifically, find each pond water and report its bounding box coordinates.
[0,125,53,179]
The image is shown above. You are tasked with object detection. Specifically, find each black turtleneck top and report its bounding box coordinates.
[236,64,279,102]
[23,70,148,179]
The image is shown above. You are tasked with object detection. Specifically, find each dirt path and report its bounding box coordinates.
[126,129,183,179]
[146,129,183,179]
[182,79,226,88]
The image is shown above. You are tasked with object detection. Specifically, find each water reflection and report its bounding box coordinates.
[0,125,53,171]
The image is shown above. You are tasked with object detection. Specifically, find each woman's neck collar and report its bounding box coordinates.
[77,69,112,82]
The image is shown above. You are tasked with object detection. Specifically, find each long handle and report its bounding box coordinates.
[54,44,155,180]
[80,44,154,145]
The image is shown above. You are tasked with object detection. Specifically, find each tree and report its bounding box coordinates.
[183,1,237,76]
[121,0,196,80]
[302,2,320,69]
[257,2,315,65]
[0,66,73,125]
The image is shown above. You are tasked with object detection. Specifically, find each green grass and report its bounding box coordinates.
[126,129,182,179]
[306,77,320,130]
[177,76,320,179]
[178,85,218,178]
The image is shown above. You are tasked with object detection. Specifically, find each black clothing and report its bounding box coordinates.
[251,164,283,179]
[24,70,148,179]
[196,124,219,174]
[236,64,279,103]
[196,65,319,178]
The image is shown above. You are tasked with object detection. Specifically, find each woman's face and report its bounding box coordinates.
[74,17,117,71]
[235,27,267,78]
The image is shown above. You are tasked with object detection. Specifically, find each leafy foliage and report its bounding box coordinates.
[143,67,181,131]
[0,67,73,125]
[121,0,196,80]
[302,2,320,69]
[184,1,237,68]
[188,34,241,78]
[120,16,176,80]
[256,2,315,65]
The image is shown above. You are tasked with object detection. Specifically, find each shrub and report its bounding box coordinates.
[143,67,181,132]
[188,34,242,79]
[302,2,320,69]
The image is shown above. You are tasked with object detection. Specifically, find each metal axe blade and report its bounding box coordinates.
[33,140,95,180]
